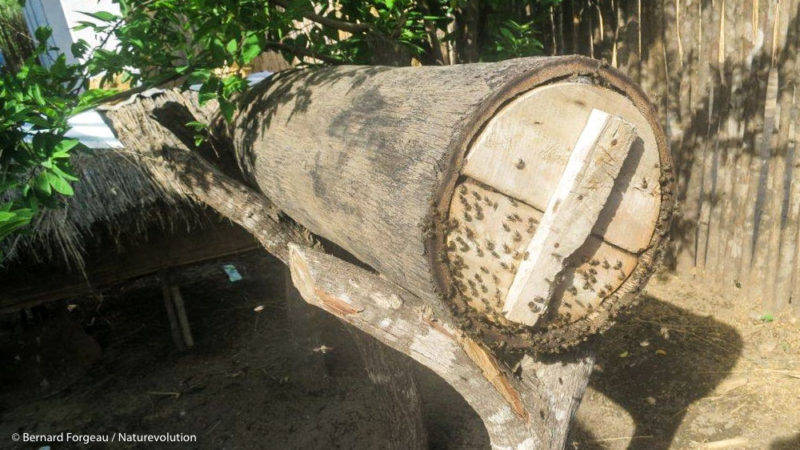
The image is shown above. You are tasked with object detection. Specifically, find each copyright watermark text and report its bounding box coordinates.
[11,432,196,445]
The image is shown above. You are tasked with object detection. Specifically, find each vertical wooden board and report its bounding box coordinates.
[462,82,661,255]
[720,28,749,285]
[749,68,780,307]
[696,88,717,270]
[503,111,638,326]
[776,105,799,310]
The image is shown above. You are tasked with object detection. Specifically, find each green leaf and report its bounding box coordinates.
[34,26,53,44]
[186,121,208,131]
[32,173,52,195]
[44,171,74,196]
[219,100,235,122]
[80,10,119,22]
[242,33,262,63]
[53,138,80,157]
[51,165,79,182]
[226,38,238,54]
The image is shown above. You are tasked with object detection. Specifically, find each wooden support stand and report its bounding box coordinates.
[288,245,594,450]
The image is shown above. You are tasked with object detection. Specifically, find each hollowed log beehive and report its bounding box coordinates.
[234,56,674,352]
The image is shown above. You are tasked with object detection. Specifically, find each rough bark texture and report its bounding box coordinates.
[550,0,800,315]
[289,245,594,450]
[99,89,316,265]
[233,56,674,352]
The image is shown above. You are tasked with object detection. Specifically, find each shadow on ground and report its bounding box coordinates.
[569,295,743,449]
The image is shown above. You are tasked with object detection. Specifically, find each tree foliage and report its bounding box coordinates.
[0,0,561,259]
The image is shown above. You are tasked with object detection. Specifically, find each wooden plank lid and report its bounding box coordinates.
[444,81,662,339]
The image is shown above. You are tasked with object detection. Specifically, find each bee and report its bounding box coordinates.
[465,227,475,240]
[515,159,526,170]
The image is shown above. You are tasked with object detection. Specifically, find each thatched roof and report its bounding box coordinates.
[1,147,202,272]
[2,80,268,273]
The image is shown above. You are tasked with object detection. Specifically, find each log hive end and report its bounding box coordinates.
[434,74,672,354]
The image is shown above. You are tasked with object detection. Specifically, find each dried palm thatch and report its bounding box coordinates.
[1,147,204,273]
[0,88,225,272]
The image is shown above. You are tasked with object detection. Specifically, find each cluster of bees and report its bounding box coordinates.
[444,181,540,323]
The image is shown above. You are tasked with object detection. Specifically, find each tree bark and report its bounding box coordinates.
[347,327,428,450]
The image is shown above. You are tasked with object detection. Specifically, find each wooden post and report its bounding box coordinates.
[159,270,185,351]
[170,284,194,349]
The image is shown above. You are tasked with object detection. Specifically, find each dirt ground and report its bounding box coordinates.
[1,250,798,449]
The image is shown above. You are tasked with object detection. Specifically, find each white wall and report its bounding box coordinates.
[23,0,120,67]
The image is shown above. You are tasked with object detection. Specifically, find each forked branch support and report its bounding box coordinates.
[288,244,595,450]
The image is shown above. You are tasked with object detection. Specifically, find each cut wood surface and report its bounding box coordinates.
[445,179,639,327]
[503,110,637,326]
